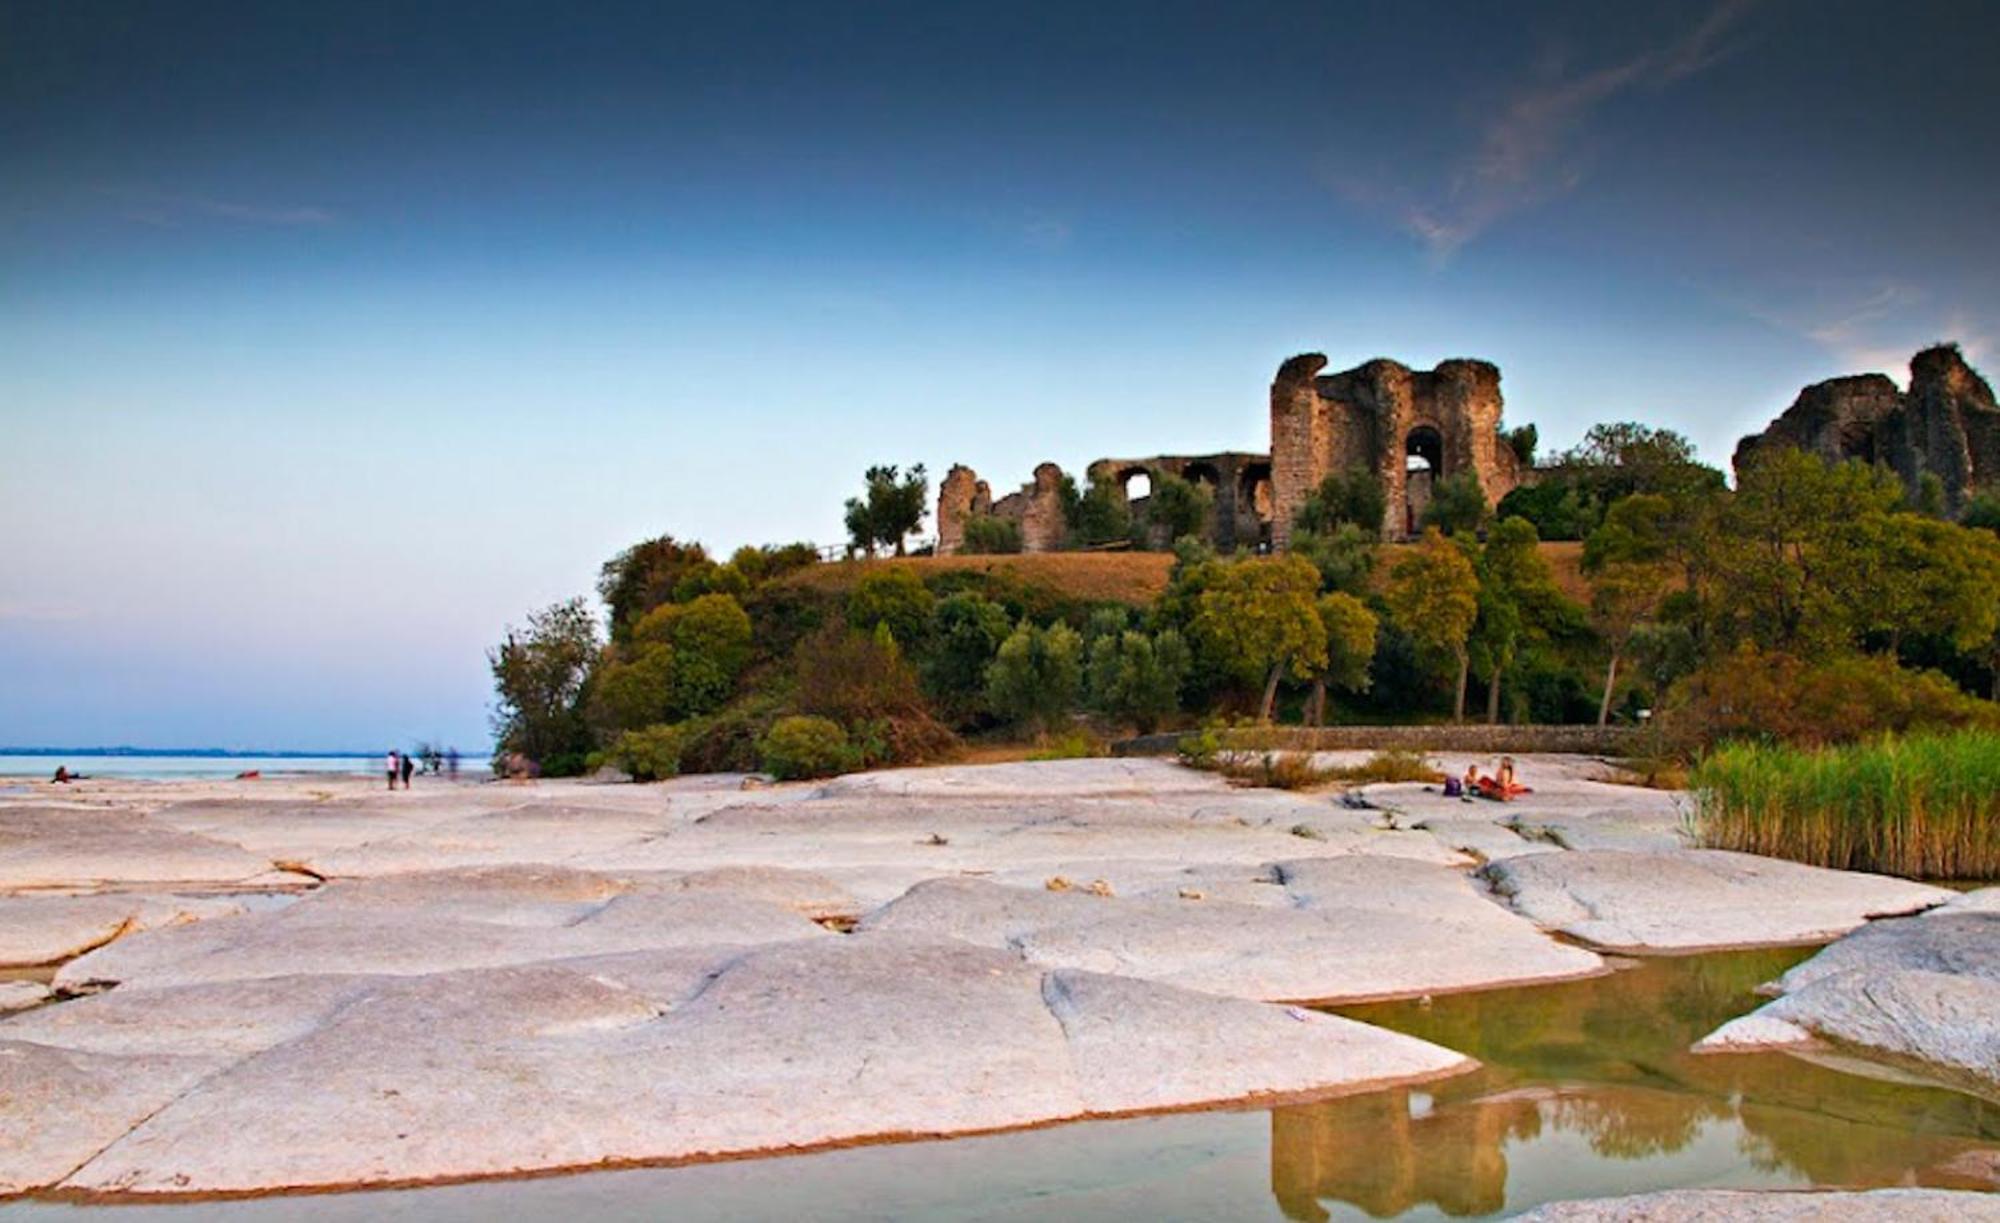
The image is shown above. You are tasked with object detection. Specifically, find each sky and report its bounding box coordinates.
[4,0,1998,750]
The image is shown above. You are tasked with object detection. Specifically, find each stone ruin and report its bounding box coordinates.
[935,352,1528,555]
[1734,344,2000,514]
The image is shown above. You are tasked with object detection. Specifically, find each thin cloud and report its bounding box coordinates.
[111,191,338,228]
[1347,0,1762,264]
[1731,280,1992,385]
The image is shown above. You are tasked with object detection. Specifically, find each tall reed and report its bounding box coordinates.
[1691,730,2000,879]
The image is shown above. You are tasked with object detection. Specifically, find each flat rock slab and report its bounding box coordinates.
[0,982,50,1014]
[1481,849,1951,952]
[1516,1188,2000,1220]
[859,859,1601,1002]
[0,894,246,966]
[1697,906,2000,1098]
[53,865,829,992]
[0,806,274,891]
[5,934,1473,1196]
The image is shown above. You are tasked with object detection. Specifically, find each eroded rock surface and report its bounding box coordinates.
[0,894,245,966]
[1696,897,2000,1097]
[11,934,1472,1196]
[1482,849,1949,952]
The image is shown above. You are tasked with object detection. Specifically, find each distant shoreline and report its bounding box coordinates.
[0,748,383,759]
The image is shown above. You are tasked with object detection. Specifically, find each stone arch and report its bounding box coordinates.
[1182,461,1221,491]
[1117,466,1153,501]
[1403,425,1444,535]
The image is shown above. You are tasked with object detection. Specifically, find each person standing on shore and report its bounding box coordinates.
[385,750,399,791]
[399,751,415,789]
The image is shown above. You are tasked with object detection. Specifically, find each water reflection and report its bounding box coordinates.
[1274,948,2000,1220]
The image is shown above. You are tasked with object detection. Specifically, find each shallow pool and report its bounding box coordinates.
[3,947,1993,1221]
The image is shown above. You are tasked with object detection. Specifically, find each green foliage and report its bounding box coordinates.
[1420,471,1491,536]
[588,643,679,732]
[1584,494,1677,723]
[1911,471,1949,518]
[1693,731,2000,879]
[1497,424,1722,541]
[1190,555,1327,719]
[597,536,711,640]
[844,463,930,557]
[1384,528,1481,721]
[1086,628,1191,732]
[1315,592,1378,695]
[607,723,686,782]
[1962,489,2000,535]
[1469,517,1569,722]
[1498,480,1604,541]
[488,597,600,772]
[728,542,820,585]
[986,620,1084,732]
[1294,468,1387,535]
[1068,474,1133,547]
[1505,422,1539,468]
[1024,730,1106,761]
[622,593,754,720]
[1660,645,2000,752]
[925,591,1013,722]
[846,567,935,643]
[1290,523,1378,596]
[795,621,928,726]
[759,716,858,780]
[959,513,1023,554]
[1140,472,1213,545]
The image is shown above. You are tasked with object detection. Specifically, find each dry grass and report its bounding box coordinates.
[1213,749,1443,791]
[776,552,1174,606]
[780,542,1586,609]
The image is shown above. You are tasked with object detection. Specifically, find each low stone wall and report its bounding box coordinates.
[1113,725,1645,758]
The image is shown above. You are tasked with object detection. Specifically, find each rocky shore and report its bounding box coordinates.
[0,755,1986,1205]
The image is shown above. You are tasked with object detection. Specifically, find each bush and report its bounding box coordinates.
[1659,646,2000,752]
[1025,729,1107,761]
[925,592,1013,722]
[846,567,935,643]
[760,716,859,780]
[986,620,1084,732]
[677,703,774,774]
[797,621,931,726]
[1693,731,2000,879]
[607,724,686,782]
[1294,468,1387,535]
[1086,628,1190,733]
[960,514,1023,555]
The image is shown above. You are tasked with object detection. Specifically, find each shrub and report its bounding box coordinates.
[960,514,1023,555]
[1025,730,1107,761]
[1294,468,1387,535]
[1086,628,1191,733]
[1659,646,2000,752]
[607,724,686,782]
[846,567,935,643]
[677,703,774,774]
[1693,731,2000,879]
[986,620,1084,732]
[760,716,859,780]
[925,591,1012,721]
[797,621,930,725]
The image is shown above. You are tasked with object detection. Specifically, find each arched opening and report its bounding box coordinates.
[1404,426,1444,535]
[1119,468,1153,501]
[1182,461,1221,491]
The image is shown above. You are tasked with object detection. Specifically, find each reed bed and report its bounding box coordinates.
[1691,730,2000,879]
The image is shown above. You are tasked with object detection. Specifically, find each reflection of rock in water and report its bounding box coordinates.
[1269,1085,1541,1220]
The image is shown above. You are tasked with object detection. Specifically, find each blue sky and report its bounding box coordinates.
[3,0,1996,749]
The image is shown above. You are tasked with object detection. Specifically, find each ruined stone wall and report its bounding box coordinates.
[1271,353,1522,544]
[1734,345,2000,513]
[934,464,992,557]
[1086,452,1274,551]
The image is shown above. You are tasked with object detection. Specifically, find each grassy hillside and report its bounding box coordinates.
[777,541,1591,608]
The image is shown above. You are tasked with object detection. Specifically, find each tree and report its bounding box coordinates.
[1420,471,1490,537]
[1857,513,2000,656]
[846,567,934,644]
[1086,629,1191,732]
[1141,473,1213,545]
[1190,555,1327,721]
[1584,494,1675,724]
[1470,517,1566,723]
[1962,490,2000,535]
[1068,474,1132,547]
[1504,422,1539,468]
[1305,592,1377,726]
[1294,468,1387,536]
[1384,529,1481,721]
[844,464,929,556]
[1290,523,1378,596]
[985,620,1083,733]
[597,536,711,640]
[489,597,600,772]
[925,592,1012,720]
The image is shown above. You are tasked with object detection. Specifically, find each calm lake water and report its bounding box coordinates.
[0,755,480,781]
[1,947,1993,1220]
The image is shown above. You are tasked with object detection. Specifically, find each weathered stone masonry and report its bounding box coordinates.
[937,351,1529,555]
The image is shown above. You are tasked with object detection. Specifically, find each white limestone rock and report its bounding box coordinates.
[859,864,1601,1003]
[0,981,51,1014]
[0,1040,223,1195]
[0,806,274,891]
[32,934,1472,1196]
[1480,849,1949,952]
[0,894,247,967]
